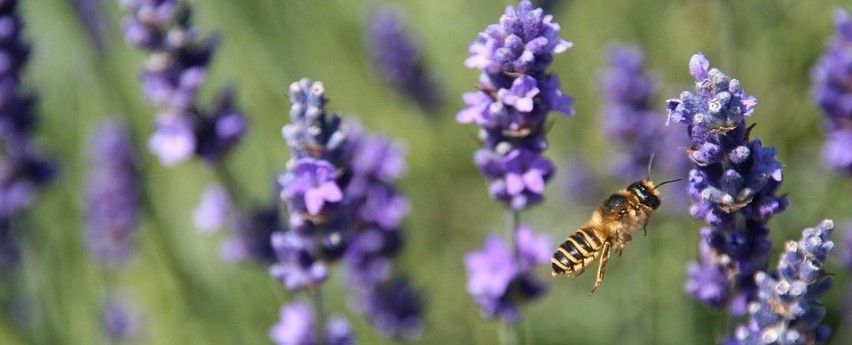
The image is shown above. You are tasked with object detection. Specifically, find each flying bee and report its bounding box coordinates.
[551,178,680,295]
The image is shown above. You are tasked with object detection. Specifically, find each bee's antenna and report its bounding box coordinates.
[655,178,683,189]
[646,153,656,181]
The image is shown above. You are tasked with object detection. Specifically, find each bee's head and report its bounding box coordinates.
[628,180,661,209]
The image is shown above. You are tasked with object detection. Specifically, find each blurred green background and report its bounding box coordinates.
[1,0,851,344]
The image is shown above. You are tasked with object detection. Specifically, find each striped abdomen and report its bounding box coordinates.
[551,227,605,276]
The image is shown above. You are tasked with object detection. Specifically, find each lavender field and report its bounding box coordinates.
[1,0,851,344]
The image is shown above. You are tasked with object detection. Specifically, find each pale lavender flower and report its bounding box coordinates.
[101,296,143,344]
[269,301,314,345]
[464,225,551,323]
[458,0,573,210]
[366,6,442,112]
[269,231,328,290]
[812,9,852,173]
[84,120,141,269]
[280,158,343,217]
[729,220,834,345]
[668,53,785,314]
[193,184,231,233]
[269,300,355,345]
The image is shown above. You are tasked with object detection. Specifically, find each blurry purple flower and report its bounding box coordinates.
[366,6,443,112]
[515,224,552,270]
[280,158,343,216]
[685,236,729,307]
[812,9,852,173]
[193,184,231,233]
[220,205,279,264]
[269,231,328,290]
[325,316,356,345]
[599,44,673,181]
[729,220,835,345]
[466,235,517,302]
[73,0,108,52]
[0,0,56,219]
[84,120,141,269]
[147,114,195,166]
[349,134,406,184]
[464,227,549,323]
[101,296,143,343]
[269,300,355,345]
[269,301,314,345]
[121,0,246,166]
[352,277,422,341]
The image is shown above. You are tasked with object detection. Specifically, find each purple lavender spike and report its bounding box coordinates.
[84,120,141,269]
[668,53,786,314]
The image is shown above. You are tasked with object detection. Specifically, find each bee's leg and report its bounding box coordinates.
[589,241,612,296]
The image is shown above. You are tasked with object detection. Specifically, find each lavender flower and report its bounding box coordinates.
[268,300,355,345]
[84,120,141,269]
[599,44,682,181]
[841,221,852,271]
[281,158,343,217]
[366,6,442,112]
[220,204,279,264]
[0,143,56,218]
[120,0,246,166]
[73,0,108,52]
[269,230,328,291]
[812,9,852,173]
[0,0,56,219]
[277,79,353,269]
[101,296,143,344]
[668,53,786,314]
[464,225,551,322]
[342,132,423,340]
[193,184,231,233]
[729,220,834,345]
[276,79,422,341]
[457,0,573,210]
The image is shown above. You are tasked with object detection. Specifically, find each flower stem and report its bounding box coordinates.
[501,209,521,345]
[500,321,518,345]
[719,0,736,73]
[507,209,520,257]
[212,160,249,211]
[309,285,326,345]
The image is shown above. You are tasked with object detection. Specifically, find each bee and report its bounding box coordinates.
[551,178,680,295]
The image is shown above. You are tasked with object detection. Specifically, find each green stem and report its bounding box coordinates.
[500,321,518,345]
[501,209,521,345]
[309,286,326,345]
[212,160,250,211]
[719,0,736,73]
[507,210,520,257]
